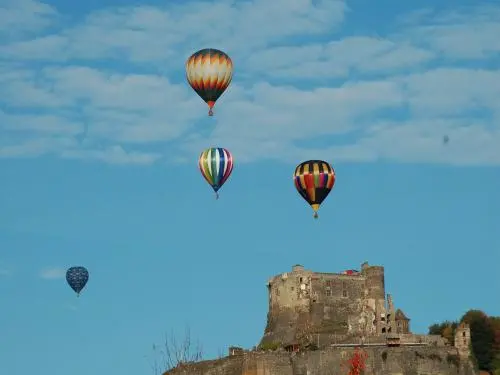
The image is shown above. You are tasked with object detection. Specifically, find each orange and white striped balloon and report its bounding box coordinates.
[186,48,233,116]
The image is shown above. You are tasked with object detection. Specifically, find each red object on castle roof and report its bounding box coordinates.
[342,269,359,275]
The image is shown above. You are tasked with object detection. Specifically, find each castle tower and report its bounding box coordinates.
[454,322,471,358]
[361,262,386,334]
[386,294,396,333]
[361,262,385,300]
[262,265,312,346]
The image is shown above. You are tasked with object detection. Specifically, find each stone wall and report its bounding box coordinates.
[396,334,448,346]
[164,346,477,375]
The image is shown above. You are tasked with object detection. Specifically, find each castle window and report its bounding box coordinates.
[463,332,466,337]
[463,339,466,344]
[299,277,303,283]
[342,290,347,297]
[326,290,331,296]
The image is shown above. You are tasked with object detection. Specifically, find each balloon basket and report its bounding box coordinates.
[313,212,318,219]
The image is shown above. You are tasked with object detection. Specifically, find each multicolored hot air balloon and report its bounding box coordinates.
[199,147,233,199]
[66,266,89,297]
[293,160,336,219]
[186,48,233,116]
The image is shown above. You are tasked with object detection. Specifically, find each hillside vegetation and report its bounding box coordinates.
[429,309,500,374]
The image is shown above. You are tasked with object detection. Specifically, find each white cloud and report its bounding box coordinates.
[331,119,500,165]
[0,268,12,276]
[65,303,78,311]
[39,267,66,279]
[0,260,13,276]
[401,5,500,59]
[243,37,435,80]
[0,0,58,37]
[0,1,498,165]
[0,0,346,64]
[0,137,77,158]
[61,145,162,165]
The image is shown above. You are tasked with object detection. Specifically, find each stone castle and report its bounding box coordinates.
[261,262,411,349]
[165,262,477,375]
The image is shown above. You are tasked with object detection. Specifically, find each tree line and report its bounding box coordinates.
[429,309,500,374]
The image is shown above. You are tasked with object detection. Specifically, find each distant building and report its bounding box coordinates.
[395,308,410,334]
[454,322,471,358]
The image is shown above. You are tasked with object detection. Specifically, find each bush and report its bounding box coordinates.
[447,354,460,367]
[150,326,203,375]
[258,341,281,351]
[428,353,442,362]
[308,343,319,351]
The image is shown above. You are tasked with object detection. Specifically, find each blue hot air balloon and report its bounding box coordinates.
[66,266,89,297]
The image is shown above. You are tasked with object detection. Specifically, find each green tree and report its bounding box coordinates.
[429,322,445,335]
[489,317,500,374]
[428,320,457,340]
[492,353,500,375]
[490,317,500,350]
[442,325,455,345]
[461,310,495,372]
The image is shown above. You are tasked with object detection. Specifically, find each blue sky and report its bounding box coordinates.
[0,0,499,374]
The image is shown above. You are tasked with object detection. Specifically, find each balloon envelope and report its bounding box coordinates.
[66,266,89,295]
[199,147,233,196]
[293,160,335,217]
[186,48,233,116]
